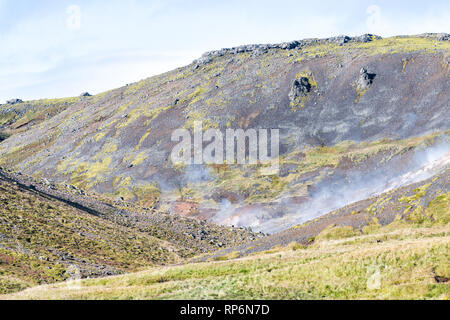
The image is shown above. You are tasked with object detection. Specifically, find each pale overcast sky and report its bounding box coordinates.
[0,0,449,102]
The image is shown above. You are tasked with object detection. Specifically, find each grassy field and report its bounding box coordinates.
[3,221,448,300]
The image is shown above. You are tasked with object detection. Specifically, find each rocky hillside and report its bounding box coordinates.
[0,34,449,234]
[0,168,258,294]
[0,33,448,299]
[4,194,448,300]
[197,168,449,261]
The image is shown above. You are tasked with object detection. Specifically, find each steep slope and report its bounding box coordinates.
[0,34,448,299]
[0,97,79,138]
[0,34,449,233]
[198,168,449,260]
[3,168,447,300]
[0,168,258,294]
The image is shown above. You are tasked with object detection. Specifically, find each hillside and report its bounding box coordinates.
[0,33,449,299]
[196,167,449,260]
[3,189,448,299]
[3,168,447,300]
[0,168,258,294]
[0,34,449,234]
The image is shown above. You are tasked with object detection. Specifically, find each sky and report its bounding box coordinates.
[0,0,449,103]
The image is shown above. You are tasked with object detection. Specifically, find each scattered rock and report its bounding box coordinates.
[418,32,450,41]
[330,35,351,45]
[352,34,381,43]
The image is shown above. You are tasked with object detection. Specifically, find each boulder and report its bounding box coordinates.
[6,98,23,105]
[357,67,376,91]
[437,33,450,41]
[289,77,312,101]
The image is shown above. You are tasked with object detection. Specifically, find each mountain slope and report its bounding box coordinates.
[0,33,448,299]
[0,168,258,294]
[196,168,449,260]
[0,34,448,233]
[3,168,448,300]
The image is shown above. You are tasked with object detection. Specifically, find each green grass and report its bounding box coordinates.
[3,221,448,300]
[3,171,447,300]
[0,178,182,295]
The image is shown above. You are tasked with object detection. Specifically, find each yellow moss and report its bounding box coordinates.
[143,105,172,120]
[117,176,132,188]
[135,129,151,151]
[101,143,117,154]
[407,205,430,224]
[215,251,239,261]
[70,157,112,189]
[354,37,450,56]
[123,79,150,95]
[115,103,171,131]
[94,132,107,142]
[355,87,369,103]
[131,152,147,166]
[113,187,135,201]
[117,101,133,113]
[30,97,79,106]
[425,193,450,225]
[295,71,318,87]
[134,184,161,207]
[399,183,432,204]
[187,86,207,106]
[112,176,122,187]
[289,71,317,111]
[183,111,218,130]
[362,218,382,234]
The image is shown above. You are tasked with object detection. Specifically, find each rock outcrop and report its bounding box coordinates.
[289,77,312,101]
[193,34,383,67]
[356,67,376,91]
[6,98,23,105]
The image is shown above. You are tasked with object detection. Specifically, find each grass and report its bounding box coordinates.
[315,225,360,241]
[3,221,448,300]
[70,156,113,189]
[0,178,182,295]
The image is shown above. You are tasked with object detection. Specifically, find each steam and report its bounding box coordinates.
[210,139,449,234]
